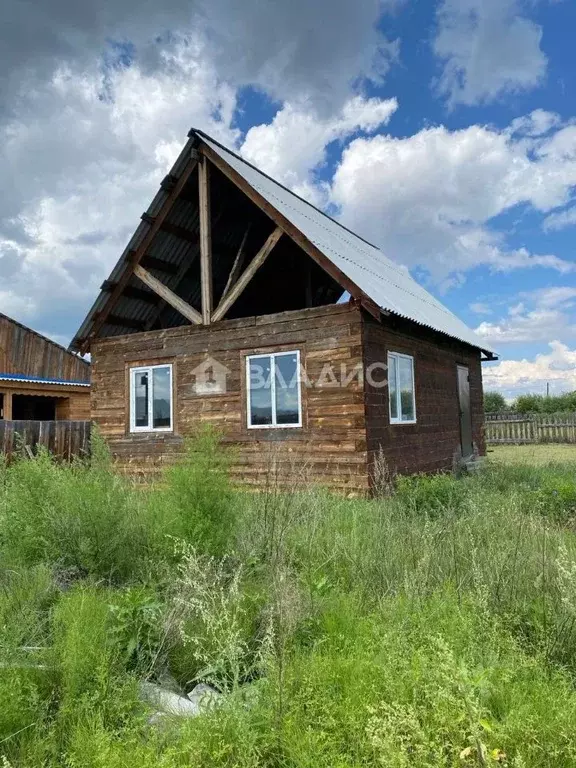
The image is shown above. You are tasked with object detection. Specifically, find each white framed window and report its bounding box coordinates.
[387,352,416,424]
[246,350,302,429]
[129,364,173,432]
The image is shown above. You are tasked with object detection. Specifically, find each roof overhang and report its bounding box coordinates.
[69,128,496,359]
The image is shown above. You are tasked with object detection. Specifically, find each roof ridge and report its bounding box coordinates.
[191,128,383,253]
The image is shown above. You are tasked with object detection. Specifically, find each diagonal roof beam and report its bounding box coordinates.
[199,144,381,321]
[221,223,251,302]
[212,227,283,323]
[81,154,198,353]
[133,265,202,325]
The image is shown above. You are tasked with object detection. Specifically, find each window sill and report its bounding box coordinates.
[247,423,302,430]
[130,427,174,434]
[389,420,417,426]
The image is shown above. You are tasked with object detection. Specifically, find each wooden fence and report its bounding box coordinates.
[0,420,91,461]
[485,412,576,444]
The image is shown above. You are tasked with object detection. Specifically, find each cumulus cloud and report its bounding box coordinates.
[0,38,239,332]
[543,205,576,232]
[483,341,576,398]
[329,114,576,283]
[433,0,547,106]
[0,0,399,119]
[0,0,405,339]
[475,287,576,346]
[240,96,398,202]
[509,108,562,138]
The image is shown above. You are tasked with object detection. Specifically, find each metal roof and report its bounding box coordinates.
[0,373,90,387]
[199,132,495,356]
[70,128,495,356]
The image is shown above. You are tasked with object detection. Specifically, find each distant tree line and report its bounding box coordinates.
[484,390,576,414]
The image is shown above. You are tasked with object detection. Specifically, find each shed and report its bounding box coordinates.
[0,313,90,422]
[71,129,496,492]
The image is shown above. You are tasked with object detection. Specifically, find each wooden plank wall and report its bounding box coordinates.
[91,303,369,493]
[0,420,91,461]
[485,412,576,443]
[363,315,485,477]
[0,313,89,381]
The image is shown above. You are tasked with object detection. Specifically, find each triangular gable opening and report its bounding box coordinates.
[73,141,353,352]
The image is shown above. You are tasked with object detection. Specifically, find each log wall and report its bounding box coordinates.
[363,315,485,478]
[91,303,369,493]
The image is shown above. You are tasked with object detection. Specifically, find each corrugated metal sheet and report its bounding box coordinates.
[0,373,90,386]
[199,132,495,355]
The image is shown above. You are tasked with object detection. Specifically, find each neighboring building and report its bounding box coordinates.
[70,129,496,493]
[0,313,90,422]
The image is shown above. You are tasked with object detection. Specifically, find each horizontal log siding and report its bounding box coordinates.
[362,315,485,479]
[91,304,369,493]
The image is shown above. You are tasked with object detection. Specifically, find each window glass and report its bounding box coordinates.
[398,356,415,421]
[249,356,273,425]
[130,364,172,431]
[388,352,416,424]
[152,366,171,428]
[134,370,149,428]
[388,355,398,421]
[275,353,299,425]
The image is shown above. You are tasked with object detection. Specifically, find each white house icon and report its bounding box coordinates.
[191,356,231,395]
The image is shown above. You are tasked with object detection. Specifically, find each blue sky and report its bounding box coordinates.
[1,0,575,398]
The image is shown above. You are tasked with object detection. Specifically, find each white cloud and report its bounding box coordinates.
[0,0,405,340]
[543,204,576,231]
[0,37,239,334]
[0,0,399,119]
[240,96,398,201]
[509,108,562,137]
[475,287,576,346]
[433,0,547,106]
[483,341,576,398]
[329,116,576,283]
[469,302,492,315]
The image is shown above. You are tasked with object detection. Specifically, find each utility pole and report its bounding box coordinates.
[546,381,550,397]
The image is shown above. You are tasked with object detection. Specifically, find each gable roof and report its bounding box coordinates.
[0,312,90,382]
[200,132,495,356]
[70,129,496,357]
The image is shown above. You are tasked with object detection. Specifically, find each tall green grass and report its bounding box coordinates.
[1,434,576,765]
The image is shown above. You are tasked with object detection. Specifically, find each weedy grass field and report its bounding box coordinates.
[489,443,576,465]
[1,431,576,767]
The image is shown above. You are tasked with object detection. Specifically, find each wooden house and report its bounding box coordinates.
[0,313,90,422]
[70,129,497,493]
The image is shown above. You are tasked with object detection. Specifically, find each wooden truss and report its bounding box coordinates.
[193,152,284,326]
[80,139,378,353]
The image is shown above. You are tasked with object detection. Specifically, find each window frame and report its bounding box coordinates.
[245,350,302,430]
[387,351,417,425]
[129,363,174,433]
